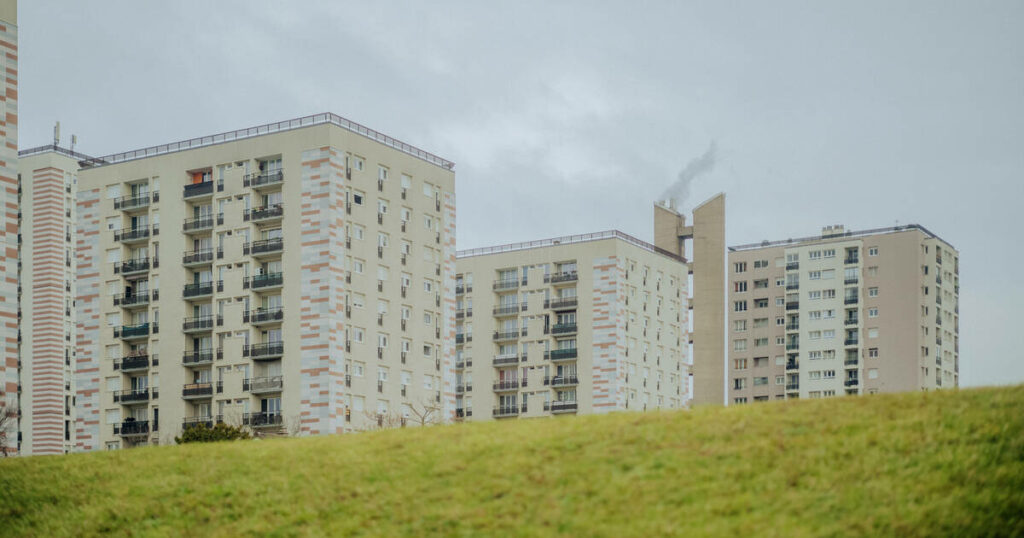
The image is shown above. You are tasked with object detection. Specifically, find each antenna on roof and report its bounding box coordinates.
[71,134,78,154]
[53,121,61,146]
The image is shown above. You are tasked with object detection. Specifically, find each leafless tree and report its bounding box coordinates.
[0,393,19,457]
[406,398,442,427]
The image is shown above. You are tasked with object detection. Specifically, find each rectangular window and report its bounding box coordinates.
[734,262,747,273]
[733,301,747,312]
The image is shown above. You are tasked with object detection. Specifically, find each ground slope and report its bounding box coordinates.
[1,386,1022,537]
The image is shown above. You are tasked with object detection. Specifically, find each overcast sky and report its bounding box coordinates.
[19,1,1023,387]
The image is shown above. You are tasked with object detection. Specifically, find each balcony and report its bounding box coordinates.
[551,323,578,335]
[786,302,799,311]
[786,262,799,271]
[545,297,578,310]
[844,277,859,285]
[455,358,472,369]
[455,384,471,394]
[183,281,218,299]
[244,238,284,258]
[785,342,799,351]
[547,401,578,414]
[243,412,284,428]
[844,297,859,305]
[113,194,152,211]
[493,330,520,342]
[492,304,520,317]
[844,358,858,367]
[845,256,859,265]
[545,348,578,362]
[244,272,284,290]
[493,380,521,392]
[492,279,519,291]
[182,349,215,366]
[244,204,284,223]
[182,382,216,399]
[183,181,215,199]
[247,376,284,395]
[115,257,151,276]
[845,317,859,326]
[545,375,579,387]
[785,382,799,391]
[455,408,472,419]
[492,354,522,367]
[492,406,520,418]
[113,226,153,244]
[113,388,151,404]
[116,354,151,372]
[844,338,859,346]
[182,416,216,430]
[116,420,150,437]
[545,271,578,285]
[844,378,859,387]
[182,214,220,234]
[786,283,799,290]
[115,323,151,341]
[114,292,150,309]
[245,307,284,326]
[245,341,284,360]
[455,284,471,295]
[786,360,799,371]
[182,248,216,267]
[244,170,284,190]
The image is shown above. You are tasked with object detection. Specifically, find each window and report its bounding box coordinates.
[775,317,785,326]
[733,359,747,370]
[734,262,747,273]
[809,271,821,280]
[868,308,878,318]
[753,376,768,386]
[868,348,879,358]
[754,279,769,289]
[734,281,748,293]
[754,338,769,347]
[734,398,748,404]
[733,378,747,390]
[821,269,835,280]
[808,371,821,380]
[809,331,821,340]
[754,298,768,309]
[808,250,821,260]
[734,320,747,332]
[823,249,835,258]
[733,339,747,351]
[868,247,878,256]
[823,289,836,299]
[776,375,785,385]
[823,370,836,379]
[868,328,879,339]
[868,368,879,379]
[868,287,879,297]
[352,363,365,377]
[775,336,785,345]
[808,351,822,360]
[867,266,878,276]
[753,318,769,328]
[776,278,785,287]
[823,330,835,339]
[734,301,747,312]
[775,297,785,306]
[808,291,821,300]
[754,260,768,269]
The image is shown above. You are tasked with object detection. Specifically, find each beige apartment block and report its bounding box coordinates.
[0,0,15,456]
[726,225,959,404]
[15,145,87,455]
[74,113,456,451]
[454,229,692,420]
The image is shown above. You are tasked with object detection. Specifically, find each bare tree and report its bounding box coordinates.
[406,398,442,427]
[0,392,19,457]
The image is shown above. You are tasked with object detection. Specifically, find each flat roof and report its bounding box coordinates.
[457,229,686,263]
[77,112,455,171]
[19,144,96,162]
[728,224,957,252]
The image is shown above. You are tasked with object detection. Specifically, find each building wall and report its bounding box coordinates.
[726,225,959,404]
[17,150,79,455]
[75,118,455,450]
[454,233,689,420]
[0,3,15,455]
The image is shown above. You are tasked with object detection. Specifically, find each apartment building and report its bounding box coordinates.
[454,222,700,420]
[726,224,959,404]
[74,113,456,451]
[0,0,16,456]
[14,145,87,455]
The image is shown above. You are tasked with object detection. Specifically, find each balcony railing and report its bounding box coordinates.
[785,342,799,351]
[786,383,799,391]
[492,304,520,316]
[116,420,150,436]
[844,277,859,285]
[244,204,284,222]
[244,272,284,290]
[182,214,221,233]
[845,318,859,326]
[785,323,799,331]
[243,412,284,427]
[493,380,521,391]
[116,354,151,372]
[547,401,578,413]
[551,323,577,335]
[492,406,520,418]
[183,315,219,332]
[244,238,284,256]
[493,330,520,342]
[845,256,859,265]
[492,354,522,367]
[786,262,799,271]
[545,348,578,361]
[243,170,284,189]
[115,257,152,275]
[785,302,799,311]
[844,297,859,305]
[245,341,284,360]
[113,388,150,403]
[182,248,216,266]
[544,375,579,387]
[247,376,284,394]
[183,349,215,365]
[844,338,859,346]
[786,360,799,371]
[114,292,150,308]
[113,226,154,243]
[182,416,216,430]
[113,194,152,211]
[182,382,215,399]
[492,279,519,291]
[183,181,215,198]
[455,284,471,294]
[245,307,284,325]
[844,378,859,387]
[545,271,578,284]
[115,323,151,340]
[183,281,217,298]
[545,297,578,310]
[844,358,859,367]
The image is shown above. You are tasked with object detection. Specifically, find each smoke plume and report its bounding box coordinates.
[660,142,717,211]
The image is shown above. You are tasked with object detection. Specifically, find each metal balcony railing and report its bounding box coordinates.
[245,307,284,325]
[545,271,578,284]
[244,238,284,256]
[545,348,578,361]
[245,341,284,359]
[244,272,284,289]
[183,349,215,365]
[244,204,284,222]
[243,170,284,189]
[183,181,215,198]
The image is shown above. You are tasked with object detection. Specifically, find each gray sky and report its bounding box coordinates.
[19,1,1024,387]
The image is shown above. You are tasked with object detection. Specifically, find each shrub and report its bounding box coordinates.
[175,422,251,444]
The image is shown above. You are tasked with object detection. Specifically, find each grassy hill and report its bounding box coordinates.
[2,386,1022,537]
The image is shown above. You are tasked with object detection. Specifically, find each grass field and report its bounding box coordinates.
[1,386,1022,537]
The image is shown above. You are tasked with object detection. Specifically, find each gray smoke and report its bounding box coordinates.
[660,142,717,211]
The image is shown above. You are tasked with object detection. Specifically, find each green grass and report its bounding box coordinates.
[2,386,1023,537]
